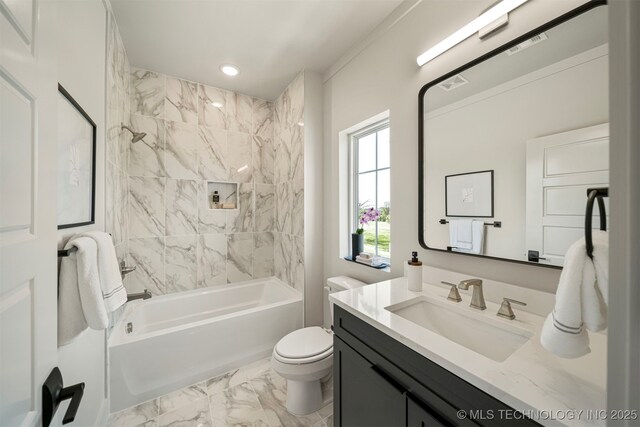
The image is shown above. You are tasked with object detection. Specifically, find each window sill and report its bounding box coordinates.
[342,257,391,273]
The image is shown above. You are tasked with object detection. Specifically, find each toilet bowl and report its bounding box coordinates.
[271,276,367,415]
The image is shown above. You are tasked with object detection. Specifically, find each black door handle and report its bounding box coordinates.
[42,367,85,426]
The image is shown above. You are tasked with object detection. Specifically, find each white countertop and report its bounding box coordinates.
[330,278,607,427]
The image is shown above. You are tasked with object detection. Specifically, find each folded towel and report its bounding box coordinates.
[540,230,608,358]
[356,255,373,265]
[80,231,127,313]
[58,237,108,346]
[450,220,485,255]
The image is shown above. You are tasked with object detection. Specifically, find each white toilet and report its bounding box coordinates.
[271,276,367,415]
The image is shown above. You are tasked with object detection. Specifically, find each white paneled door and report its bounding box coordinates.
[526,123,609,267]
[1,0,59,425]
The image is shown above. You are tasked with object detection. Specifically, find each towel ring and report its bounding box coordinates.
[585,188,608,259]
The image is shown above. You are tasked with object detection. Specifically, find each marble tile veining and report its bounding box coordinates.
[227,183,253,233]
[252,98,273,138]
[165,77,198,125]
[165,121,198,180]
[226,92,252,134]
[254,183,275,232]
[227,233,253,283]
[159,383,207,415]
[108,398,159,427]
[253,135,274,185]
[197,233,227,287]
[159,397,211,427]
[165,179,198,236]
[227,132,253,183]
[210,382,270,427]
[198,84,228,129]
[128,237,165,295]
[129,177,165,238]
[131,68,165,117]
[129,114,166,177]
[253,232,274,279]
[165,235,197,293]
[198,126,227,181]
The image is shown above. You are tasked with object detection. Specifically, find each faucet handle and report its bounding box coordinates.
[441,281,462,302]
[497,298,527,320]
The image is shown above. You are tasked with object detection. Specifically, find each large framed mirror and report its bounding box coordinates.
[418,1,608,268]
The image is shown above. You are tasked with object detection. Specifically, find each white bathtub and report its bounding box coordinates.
[108,277,302,412]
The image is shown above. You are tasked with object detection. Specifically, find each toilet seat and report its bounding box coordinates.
[273,327,333,364]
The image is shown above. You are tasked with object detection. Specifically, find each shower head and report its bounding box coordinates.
[121,124,147,143]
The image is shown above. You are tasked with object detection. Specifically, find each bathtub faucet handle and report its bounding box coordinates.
[119,260,137,280]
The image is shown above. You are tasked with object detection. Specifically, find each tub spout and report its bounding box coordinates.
[127,289,152,302]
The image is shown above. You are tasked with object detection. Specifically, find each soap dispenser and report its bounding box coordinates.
[407,251,423,292]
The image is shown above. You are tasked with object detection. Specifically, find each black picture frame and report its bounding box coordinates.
[417,0,607,269]
[444,170,494,218]
[57,84,97,230]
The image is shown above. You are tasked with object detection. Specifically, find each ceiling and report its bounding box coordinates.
[111,0,404,100]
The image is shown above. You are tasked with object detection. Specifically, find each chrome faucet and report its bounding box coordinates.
[458,279,486,310]
[126,289,152,302]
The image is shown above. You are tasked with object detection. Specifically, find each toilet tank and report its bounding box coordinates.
[323,276,367,328]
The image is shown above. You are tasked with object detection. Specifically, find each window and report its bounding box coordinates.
[351,120,390,261]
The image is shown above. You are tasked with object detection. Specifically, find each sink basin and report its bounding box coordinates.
[385,297,533,362]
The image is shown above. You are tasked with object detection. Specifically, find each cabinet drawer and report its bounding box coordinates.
[334,306,540,427]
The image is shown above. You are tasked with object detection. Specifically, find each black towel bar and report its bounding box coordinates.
[439,219,502,228]
[585,187,608,259]
[58,247,78,257]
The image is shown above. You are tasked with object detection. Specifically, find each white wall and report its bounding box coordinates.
[55,0,109,425]
[323,0,592,294]
[303,71,325,325]
[424,49,608,260]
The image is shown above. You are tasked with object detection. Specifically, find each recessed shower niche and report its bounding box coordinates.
[207,181,238,210]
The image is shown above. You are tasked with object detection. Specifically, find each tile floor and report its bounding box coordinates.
[108,357,333,427]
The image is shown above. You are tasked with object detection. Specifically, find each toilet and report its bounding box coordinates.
[271,276,367,415]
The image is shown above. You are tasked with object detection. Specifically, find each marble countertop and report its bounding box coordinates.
[330,278,607,427]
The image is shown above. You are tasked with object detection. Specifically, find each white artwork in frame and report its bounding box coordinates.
[445,170,494,217]
[57,84,96,229]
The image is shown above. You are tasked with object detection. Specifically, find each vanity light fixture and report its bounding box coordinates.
[220,64,239,76]
[416,0,529,66]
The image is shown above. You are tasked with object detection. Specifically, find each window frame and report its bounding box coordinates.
[349,119,390,262]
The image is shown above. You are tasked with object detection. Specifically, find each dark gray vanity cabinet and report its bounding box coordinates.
[333,306,540,427]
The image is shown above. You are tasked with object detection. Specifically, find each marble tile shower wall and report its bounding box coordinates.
[105,12,131,263]
[126,68,284,295]
[273,73,305,293]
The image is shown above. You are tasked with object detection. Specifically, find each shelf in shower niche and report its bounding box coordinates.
[207,181,239,210]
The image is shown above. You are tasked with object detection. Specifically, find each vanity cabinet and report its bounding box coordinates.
[333,306,540,427]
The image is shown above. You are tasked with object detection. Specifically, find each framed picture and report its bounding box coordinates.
[57,84,96,229]
[445,170,494,218]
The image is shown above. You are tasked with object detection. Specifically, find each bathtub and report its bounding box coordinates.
[108,277,302,412]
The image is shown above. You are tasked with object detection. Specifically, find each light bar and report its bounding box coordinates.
[416,0,529,66]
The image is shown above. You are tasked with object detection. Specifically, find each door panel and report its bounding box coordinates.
[526,123,609,266]
[335,337,406,427]
[1,0,58,424]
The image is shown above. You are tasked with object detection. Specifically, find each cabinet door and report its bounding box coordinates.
[335,337,407,427]
[407,394,454,427]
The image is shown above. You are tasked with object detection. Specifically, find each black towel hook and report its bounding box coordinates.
[585,188,608,259]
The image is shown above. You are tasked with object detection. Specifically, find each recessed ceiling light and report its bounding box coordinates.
[220,64,239,76]
[211,101,223,108]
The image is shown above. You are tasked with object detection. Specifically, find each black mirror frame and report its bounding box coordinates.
[417,0,607,269]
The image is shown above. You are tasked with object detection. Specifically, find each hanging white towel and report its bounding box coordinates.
[450,220,485,255]
[58,236,108,346]
[540,230,608,358]
[449,220,473,250]
[80,231,127,313]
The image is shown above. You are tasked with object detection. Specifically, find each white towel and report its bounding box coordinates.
[450,220,485,254]
[80,231,127,312]
[540,230,608,358]
[449,220,473,250]
[58,237,108,346]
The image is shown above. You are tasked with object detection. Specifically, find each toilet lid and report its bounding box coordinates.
[275,327,333,360]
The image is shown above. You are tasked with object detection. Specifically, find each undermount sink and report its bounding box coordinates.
[385,296,533,362]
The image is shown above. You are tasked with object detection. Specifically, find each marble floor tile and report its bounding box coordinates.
[159,383,208,415]
[109,399,159,427]
[210,382,270,427]
[158,397,211,427]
